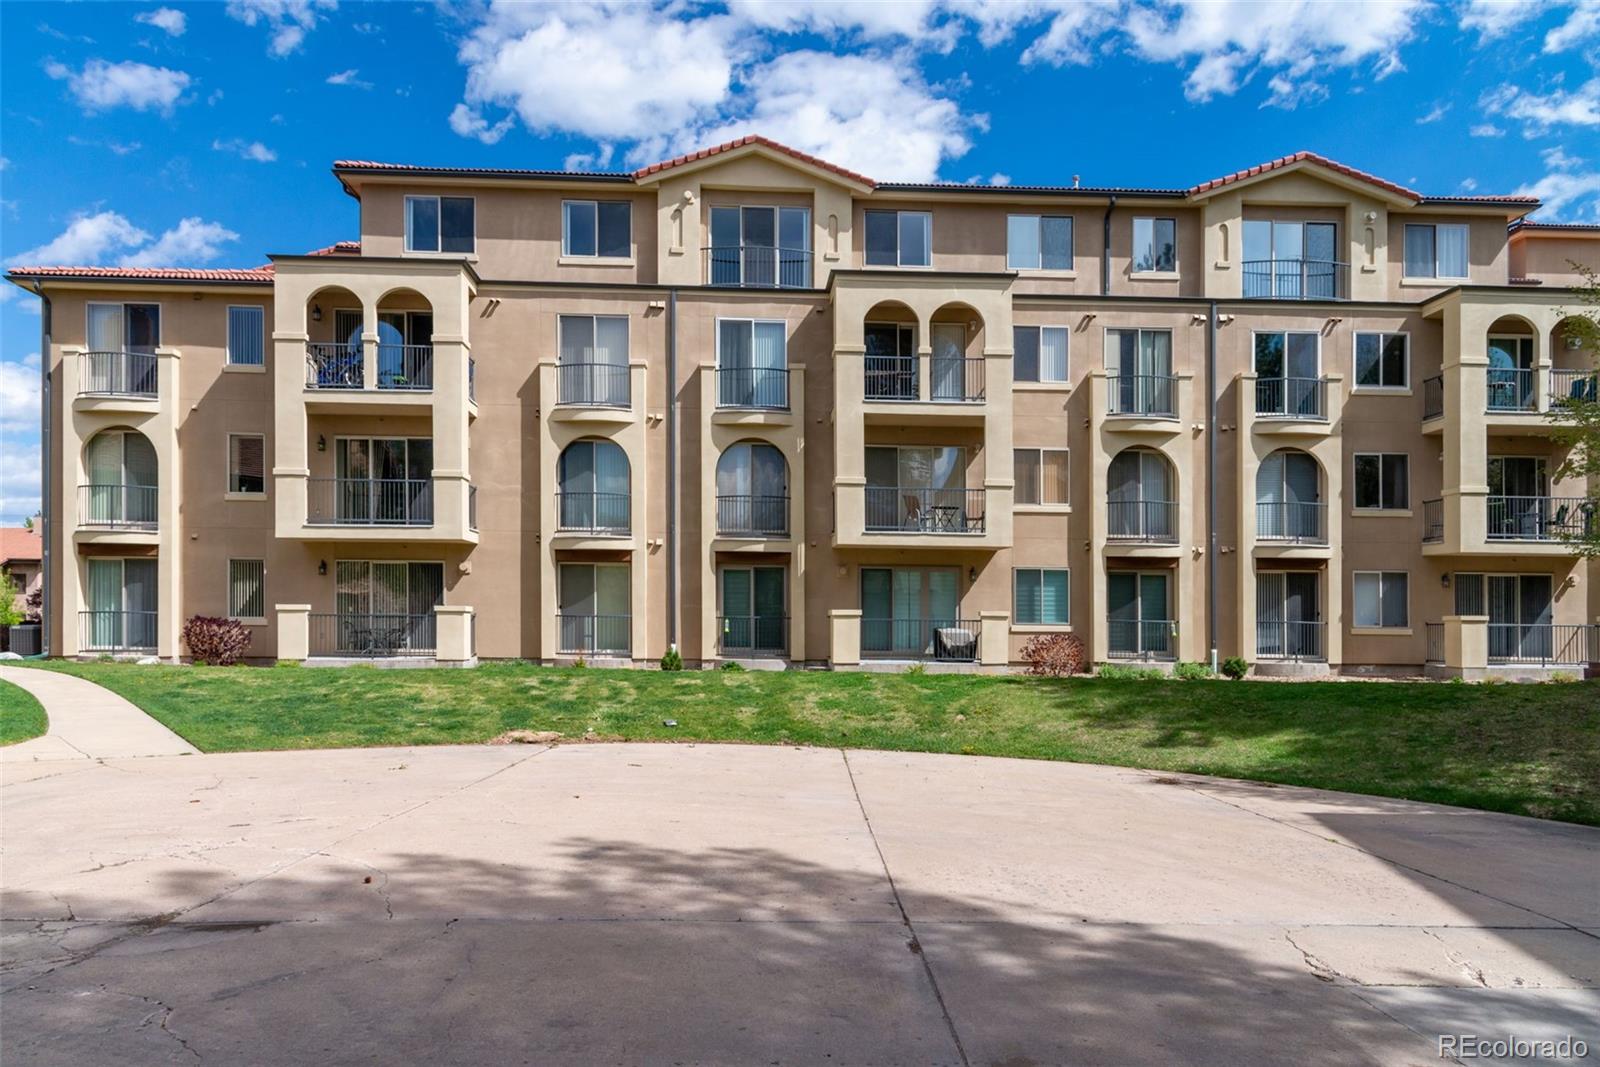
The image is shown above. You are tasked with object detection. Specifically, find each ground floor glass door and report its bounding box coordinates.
[1486,574,1553,660]
[334,561,444,653]
[861,567,964,658]
[558,563,630,654]
[720,566,786,653]
[1107,571,1171,658]
[1256,571,1321,659]
[85,558,157,650]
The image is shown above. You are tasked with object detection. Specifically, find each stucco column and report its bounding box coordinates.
[982,344,1015,550]
[434,605,475,665]
[1444,614,1487,674]
[829,609,861,667]
[271,329,310,537]
[1088,374,1111,664]
[979,611,1009,666]
[58,349,84,657]
[275,604,309,661]
[833,345,866,539]
[536,363,558,662]
[155,348,182,661]
[431,337,472,542]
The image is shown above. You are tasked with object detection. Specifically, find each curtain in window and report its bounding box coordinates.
[1257,572,1285,656]
[1014,570,1042,624]
[229,559,265,619]
[1403,225,1434,277]
[930,324,965,399]
[87,559,122,648]
[1042,450,1069,505]
[752,320,786,409]
[1436,224,1468,278]
[86,432,123,524]
[1007,216,1040,270]
[1040,570,1068,624]
[124,559,157,649]
[898,213,930,266]
[1454,573,1485,616]
[228,306,265,366]
[1040,327,1068,382]
[1014,450,1040,506]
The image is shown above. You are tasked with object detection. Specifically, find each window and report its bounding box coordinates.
[1354,453,1409,510]
[1014,448,1069,505]
[1253,331,1322,417]
[864,210,931,267]
[228,434,266,495]
[405,195,474,254]
[1132,217,1176,273]
[1353,572,1408,628]
[1014,569,1069,625]
[85,303,160,395]
[1105,329,1175,416]
[1242,220,1339,298]
[228,559,265,622]
[1013,325,1069,383]
[1402,223,1468,279]
[562,200,632,259]
[226,306,265,366]
[1007,215,1072,271]
[717,319,788,408]
[558,315,630,406]
[1354,332,1408,390]
[709,205,811,287]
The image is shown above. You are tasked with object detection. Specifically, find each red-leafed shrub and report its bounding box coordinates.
[1020,632,1086,677]
[182,615,253,666]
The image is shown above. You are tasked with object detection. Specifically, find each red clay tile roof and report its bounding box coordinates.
[0,528,42,565]
[306,240,361,256]
[5,265,274,283]
[334,160,629,178]
[1191,151,1420,199]
[633,135,876,187]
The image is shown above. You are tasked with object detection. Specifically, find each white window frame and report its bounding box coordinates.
[404,194,476,255]
[1013,568,1070,626]
[226,432,267,499]
[1013,324,1070,384]
[1131,217,1178,275]
[227,558,267,624]
[1352,452,1410,512]
[1006,214,1073,272]
[1013,447,1070,507]
[225,304,266,368]
[1352,331,1410,392]
[86,300,163,350]
[561,199,633,260]
[1352,571,1409,630]
[1402,222,1469,280]
[864,209,932,268]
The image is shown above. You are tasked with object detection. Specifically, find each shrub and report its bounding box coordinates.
[1173,660,1214,681]
[572,656,587,669]
[1097,663,1163,680]
[1019,632,1086,677]
[1220,656,1250,680]
[0,568,21,627]
[904,662,927,675]
[660,647,684,671]
[718,660,745,672]
[182,615,252,666]
[23,587,43,623]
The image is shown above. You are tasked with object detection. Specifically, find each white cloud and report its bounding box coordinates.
[988,173,1010,185]
[0,157,9,171]
[1471,122,1505,137]
[66,136,143,156]
[0,439,41,521]
[135,7,187,36]
[448,104,515,145]
[1482,79,1600,136]
[118,218,240,267]
[1459,0,1543,40]
[1013,1,1123,66]
[564,144,616,172]
[1545,0,1600,51]
[326,68,373,89]
[1516,170,1600,222]
[1416,102,1449,124]
[1542,145,1585,171]
[225,0,336,57]
[45,58,191,114]
[7,211,150,267]
[213,137,278,163]
[0,360,41,433]
[727,0,943,40]
[1459,177,1479,192]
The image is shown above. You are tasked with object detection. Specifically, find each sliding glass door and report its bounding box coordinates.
[1107,571,1172,659]
[85,558,157,650]
[861,567,962,657]
[720,566,786,653]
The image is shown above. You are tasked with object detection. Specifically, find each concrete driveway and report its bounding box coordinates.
[3,732,1597,1065]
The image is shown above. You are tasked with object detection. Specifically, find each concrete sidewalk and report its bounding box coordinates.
[0,666,199,761]
[3,737,1596,1065]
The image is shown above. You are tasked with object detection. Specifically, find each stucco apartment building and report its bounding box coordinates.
[8,137,1599,677]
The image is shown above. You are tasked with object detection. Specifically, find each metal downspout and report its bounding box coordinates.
[666,288,678,652]
[1101,196,1117,295]
[1207,299,1219,672]
[32,282,53,657]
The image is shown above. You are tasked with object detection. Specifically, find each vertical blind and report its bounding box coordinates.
[229,435,265,494]
[228,306,265,366]
[229,559,265,619]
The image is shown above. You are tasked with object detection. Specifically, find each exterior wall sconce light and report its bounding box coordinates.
[968,566,978,583]
[317,435,326,451]
[317,560,328,576]
[311,304,323,322]
[1441,573,1451,589]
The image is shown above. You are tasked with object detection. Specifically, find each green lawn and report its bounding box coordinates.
[0,678,48,746]
[18,661,1600,825]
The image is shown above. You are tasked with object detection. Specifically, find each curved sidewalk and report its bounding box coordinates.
[0,666,199,761]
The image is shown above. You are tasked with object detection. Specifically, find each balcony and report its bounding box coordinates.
[308,478,434,527]
[864,487,985,534]
[79,351,157,398]
[555,491,631,537]
[1485,368,1535,412]
[862,618,980,662]
[77,484,158,531]
[704,245,812,289]
[864,355,985,405]
[556,361,630,409]
[305,343,434,391]
[309,613,436,658]
[1423,376,1444,421]
[1423,498,1443,543]
[718,615,789,656]
[1486,496,1594,542]
[1551,368,1599,406]
[1487,623,1596,666]
[1254,377,1329,421]
[79,610,158,653]
[716,494,788,538]
[1106,499,1177,544]
[1255,501,1327,545]
[1256,620,1326,662]
[1106,374,1177,419]
[1240,259,1348,301]
[557,613,631,656]
[1106,619,1177,661]
[716,367,789,411]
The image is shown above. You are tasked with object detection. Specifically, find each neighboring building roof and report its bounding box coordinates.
[306,240,361,256]
[1509,221,1600,234]
[632,134,876,188]
[5,264,274,285]
[1189,150,1536,207]
[333,159,632,181]
[0,528,41,566]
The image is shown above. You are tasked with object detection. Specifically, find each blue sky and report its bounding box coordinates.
[2,0,1599,523]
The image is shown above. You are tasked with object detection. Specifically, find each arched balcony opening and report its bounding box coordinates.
[1485,314,1537,412]
[928,303,986,402]
[373,287,435,390]
[1550,315,1598,406]
[80,428,158,530]
[556,439,630,535]
[863,300,918,401]
[1106,447,1176,543]
[716,441,788,536]
[304,286,363,389]
[1256,448,1326,544]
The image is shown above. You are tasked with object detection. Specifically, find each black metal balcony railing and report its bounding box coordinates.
[1240,258,1349,300]
[1255,500,1327,544]
[555,491,631,535]
[378,344,433,390]
[307,478,433,526]
[716,494,789,537]
[1487,623,1597,666]
[1256,620,1326,661]
[1425,622,1444,664]
[1106,499,1178,543]
[863,355,985,403]
[556,361,630,408]
[1255,377,1329,419]
[1485,367,1535,412]
[468,484,479,532]
[1486,496,1595,541]
[1106,619,1177,661]
[1107,374,1177,417]
[864,487,985,533]
[1422,375,1444,420]
[718,615,789,655]
[306,343,363,389]
[704,245,812,289]
[78,484,158,529]
[79,610,158,653]
[1550,368,1599,406]
[861,618,980,661]
[716,366,790,410]
[81,350,157,397]
[1423,498,1444,543]
[309,613,436,658]
[557,613,632,656]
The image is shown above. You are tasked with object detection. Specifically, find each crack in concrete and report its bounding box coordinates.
[1421,927,1490,988]
[1282,929,1344,984]
[102,986,202,1061]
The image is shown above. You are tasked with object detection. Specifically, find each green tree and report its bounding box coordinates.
[1548,266,1600,557]
[0,568,22,627]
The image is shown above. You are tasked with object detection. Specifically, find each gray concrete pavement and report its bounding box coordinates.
[2,736,1596,1065]
[0,666,199,761]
